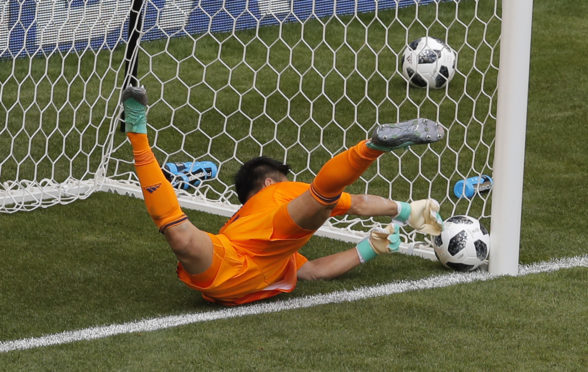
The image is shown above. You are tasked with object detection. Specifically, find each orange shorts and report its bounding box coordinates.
[176,182,351,306]
[176,204,311,306]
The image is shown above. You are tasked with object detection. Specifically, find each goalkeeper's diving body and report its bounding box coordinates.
[122,86,444,306]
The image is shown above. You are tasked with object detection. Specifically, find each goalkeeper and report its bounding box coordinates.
[122,86,444,306]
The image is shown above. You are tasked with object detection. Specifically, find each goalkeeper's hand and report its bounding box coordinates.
[393,199,443,236]
[356,224,401,263]
[367,223,401,254]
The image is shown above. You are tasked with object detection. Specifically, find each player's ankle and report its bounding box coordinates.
[123,98,147,134]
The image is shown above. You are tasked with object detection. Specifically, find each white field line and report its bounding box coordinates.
[1,255,586,353]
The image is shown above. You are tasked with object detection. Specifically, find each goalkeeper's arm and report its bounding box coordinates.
[297,195,444,280]
[347,194,443,235]
[297,223,401,280]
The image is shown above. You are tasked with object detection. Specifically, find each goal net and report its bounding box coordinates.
[0,0,526,264]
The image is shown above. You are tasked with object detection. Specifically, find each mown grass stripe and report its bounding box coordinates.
[1,255,586,353]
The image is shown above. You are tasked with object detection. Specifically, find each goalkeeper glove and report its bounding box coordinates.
[393,199,443,236]
[356,223,401,263]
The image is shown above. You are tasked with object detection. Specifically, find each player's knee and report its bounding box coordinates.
[309,182,342,206]
[164,223,211,262]
[168,232,194,258]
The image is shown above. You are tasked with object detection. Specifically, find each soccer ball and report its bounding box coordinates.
[432,215,490,271]
[401,36,457,89]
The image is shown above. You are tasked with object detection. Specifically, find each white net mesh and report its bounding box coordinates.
[1,0,502,254]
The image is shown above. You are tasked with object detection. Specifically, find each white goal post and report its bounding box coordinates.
[490,0,533,275]
[0,0,533,274]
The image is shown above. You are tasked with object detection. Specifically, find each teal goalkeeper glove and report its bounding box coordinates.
[394,199,443,236]
[356,224,401,263]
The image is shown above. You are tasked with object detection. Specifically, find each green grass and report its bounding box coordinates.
[0,193,586,370]
[2,263,586,370]
[1,0,588,369]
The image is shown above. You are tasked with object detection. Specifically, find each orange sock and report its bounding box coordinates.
[310,140,383,205]
[127,133,187,232]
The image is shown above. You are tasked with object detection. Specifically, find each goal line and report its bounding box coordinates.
[1,255,585,353]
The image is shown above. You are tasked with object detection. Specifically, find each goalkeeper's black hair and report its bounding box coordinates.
[235,156,291,204]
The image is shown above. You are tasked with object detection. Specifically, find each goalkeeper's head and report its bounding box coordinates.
[235,156,291,204]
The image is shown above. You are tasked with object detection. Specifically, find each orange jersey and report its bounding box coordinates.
[177,181,351,305]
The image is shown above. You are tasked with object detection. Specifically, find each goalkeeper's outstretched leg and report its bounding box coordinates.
[286,119,444,232]
[122,86,214,275]
[284,121,444,280]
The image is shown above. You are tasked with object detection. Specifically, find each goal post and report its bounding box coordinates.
[489,0,534,275]
[0,0,533,272]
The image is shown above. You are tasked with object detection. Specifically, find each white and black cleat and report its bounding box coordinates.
[367,118,445,151]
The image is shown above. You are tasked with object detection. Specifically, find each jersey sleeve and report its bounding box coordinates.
[330,192,351,216]
[272,181,310,204]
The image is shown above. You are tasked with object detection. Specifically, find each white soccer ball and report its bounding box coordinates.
[401,36,457,89]
[432,215,490,271]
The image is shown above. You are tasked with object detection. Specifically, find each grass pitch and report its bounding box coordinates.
[1,0,587,370]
